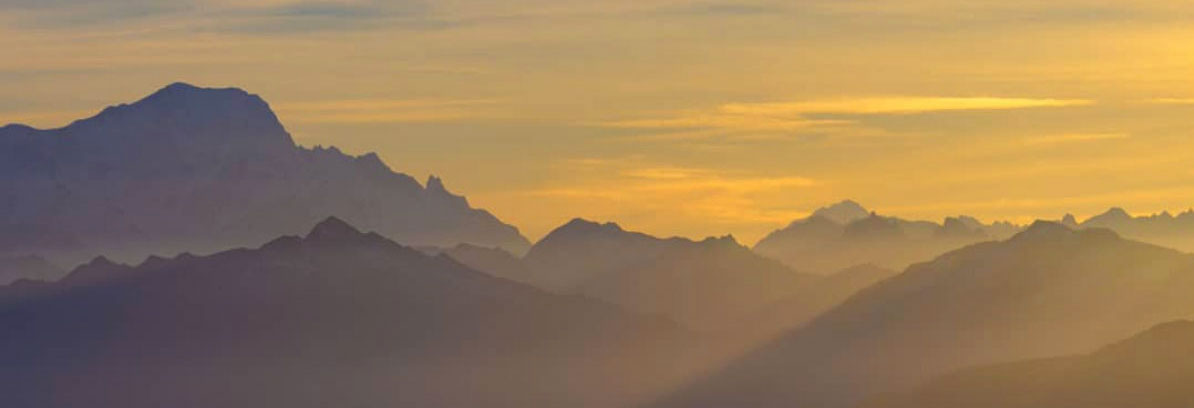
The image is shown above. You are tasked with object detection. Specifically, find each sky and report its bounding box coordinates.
[3,0,1194,243]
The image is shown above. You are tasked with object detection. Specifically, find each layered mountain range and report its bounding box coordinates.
[7,82,1194,408]
[861,320,1194,408]
[655,222,1194,408]
[1062,207,1194,252]
[429,219,895,332]
[754,200,1194,275]
[753,200,1021,274]
[0,83,529,267]
[0,218,694,408]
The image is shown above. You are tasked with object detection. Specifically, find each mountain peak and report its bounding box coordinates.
[158,81,204,93]
[426,175,447,193]
[85,255,119,269]
[61,82,296,154]
[699,234,741,247]
[1093,207,1131,220]
[561,218,623,232]
[1061,213,1079,227]
[61,256,132,285]
[811,200,871,224]
[133,82,259,110]
[1103,207,1130,218]
[306,216,365,242]
[532,218,631,249]
[1,83,532,258]
[1010,220,1075,242]
[939,217,984,237]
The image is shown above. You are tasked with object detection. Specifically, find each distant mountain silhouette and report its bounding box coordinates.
[811,199,871,224]
[655,222,1194,408]
[0,217,696,408]
[468,218,819,330]
[1067,207,1194,252]
[421,223,890,334]
[0,83,529,265]
[0,255,63,284]
[861,320,1194,408]
[523,218,670,291]
[754,201,1021,274]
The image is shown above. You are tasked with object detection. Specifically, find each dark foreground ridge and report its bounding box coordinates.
[0,217,690,408]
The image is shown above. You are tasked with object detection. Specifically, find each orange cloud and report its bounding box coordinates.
[600,97,1092,139]
[1022,132,1130,146]
[274,98,499,124]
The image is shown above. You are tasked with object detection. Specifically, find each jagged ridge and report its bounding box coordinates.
[0,83,530,264]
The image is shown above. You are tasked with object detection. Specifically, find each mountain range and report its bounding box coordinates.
[1062,207,1194,253]
[0,218,697,408]
[655,222,1194,408]
[0,83,529,267]
[753,200,1021,274]
[8,82,1194,408]
[753,200,1194,275]
[861,320,1194,408]
[427,219,897,332]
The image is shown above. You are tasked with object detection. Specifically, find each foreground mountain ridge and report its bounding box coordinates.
[0,217,699,408]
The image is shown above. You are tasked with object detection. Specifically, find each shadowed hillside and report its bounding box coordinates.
[0,218,695,408]
[655,222,1194,408]
[518,218,819,330]
[860,320,1194,408]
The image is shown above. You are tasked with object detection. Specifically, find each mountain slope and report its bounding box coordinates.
[520,219,817,330]
[0,83,529,264]
[656,222,1194,408]
[422,243,535,285]
[739,263,897,338]
[0,218,690,408]
[861,320,1194,408]
[754,201,1020,274]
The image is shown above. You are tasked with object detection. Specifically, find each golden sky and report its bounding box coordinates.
[3,0,1194,243]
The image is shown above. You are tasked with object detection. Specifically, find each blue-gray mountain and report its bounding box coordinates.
[0,218,693,408]
[0,83,529,267]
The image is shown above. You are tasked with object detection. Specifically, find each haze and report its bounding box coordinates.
[4,0,1194,242]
